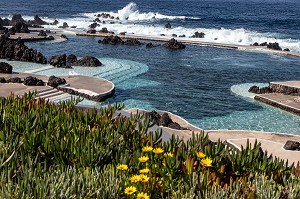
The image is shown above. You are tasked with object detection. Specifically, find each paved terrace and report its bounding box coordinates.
[254,81,300,115]
[0,72,114,102]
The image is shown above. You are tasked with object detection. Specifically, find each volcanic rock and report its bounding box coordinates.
[0,62,13,74]
[7,77,22,83]
[87,29,96,34]
[0,38,47,64]
[99,27,109,33]
[66,54,77,65]
[283,140,300,151]
[99,35,123,45]
[10,14,25,26]
[0,77,6,83]
[60,34,68,40]
[38,30,47,37]
[163,38,186,49]
[73,56,102,67]
[248,85,273,94]
[192,31,205,38]
[23,76,44,86]
[58,22,69,28]
[165,23,171,29]
[267,42,282,51]
[28,15,49,25]
[124,38,143,45]
[9,22,30,33]
[49,54,67,67]
[47,76,66,88]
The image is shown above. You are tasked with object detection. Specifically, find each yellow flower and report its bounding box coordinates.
[200,157,212,167]
[139,156,149,163]
[130,175,141,183]
[196,152,206,159]
[137,192,150,199]
[153,147,164,154]
[124,186,137,195]
[139,168,150,174]
[139,174,150,182]
[117,164,128,171]
[142,146,153,152]
[164,152,173,157]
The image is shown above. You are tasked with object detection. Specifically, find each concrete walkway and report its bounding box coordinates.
[125,108,300,165]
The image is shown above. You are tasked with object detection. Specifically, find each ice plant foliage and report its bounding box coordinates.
[0,93,298,198]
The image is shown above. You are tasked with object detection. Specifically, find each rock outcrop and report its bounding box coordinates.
[145,111,189,130]
[248,85,273,94]
[7,77,22,83]
[28,15,49,26]
[9,22,30,33]
[283,140,300,151]
[165,23,172,29]
[73,56,102,67]
[0,62,13,74]
[23,76,44,86]
[163,38,186,49]
[0,38,47,64]
[192,31,205,38]
[99,35,123,45]
[47,76,67,88]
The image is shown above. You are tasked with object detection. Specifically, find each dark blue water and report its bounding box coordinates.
[2,0,300,133]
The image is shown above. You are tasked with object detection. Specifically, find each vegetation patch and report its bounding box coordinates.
[0,93,299,198]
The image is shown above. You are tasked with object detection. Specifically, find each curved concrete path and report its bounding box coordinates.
[125,108,300,165]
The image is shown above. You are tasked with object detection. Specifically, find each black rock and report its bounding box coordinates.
[49,54,67,67]
[248,85,260,94]
[267,42,282,51]
[145,111,161,126]
[146,43,154,48]
[179,35,186,37]
[124,38,143,45]
[73,56,102,67]
[66,54,77,64]
[0,77,6,83]
[283,140,300,151]
[99,35,123,45]
[58,22,69,28]
[47,76,66,88]
[165,23,171,29]
[163,38,186,49]
[60,34,69,40]
[38,30,47,37]
[172,34,177,37]
[7,77,22,83]
[87,29,96,34]
[0,62,13,74]
[159,113,172,126]
[23,76,44,86]
[283,48,290,51]
[89,22,99,29]
[47,36,54,40]
[9,22,30,33]
[10,14,25,26]
[99,27,109,33]
[28,15,49,26]
[252,42,259,46]
[51,19,59,25]
[192,31,205,38]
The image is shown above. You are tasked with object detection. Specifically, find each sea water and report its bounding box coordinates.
[1,0,300,134]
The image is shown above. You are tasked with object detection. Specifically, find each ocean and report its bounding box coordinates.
[1,0,300,134]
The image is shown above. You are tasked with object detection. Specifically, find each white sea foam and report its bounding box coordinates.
[3,2,300,52]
